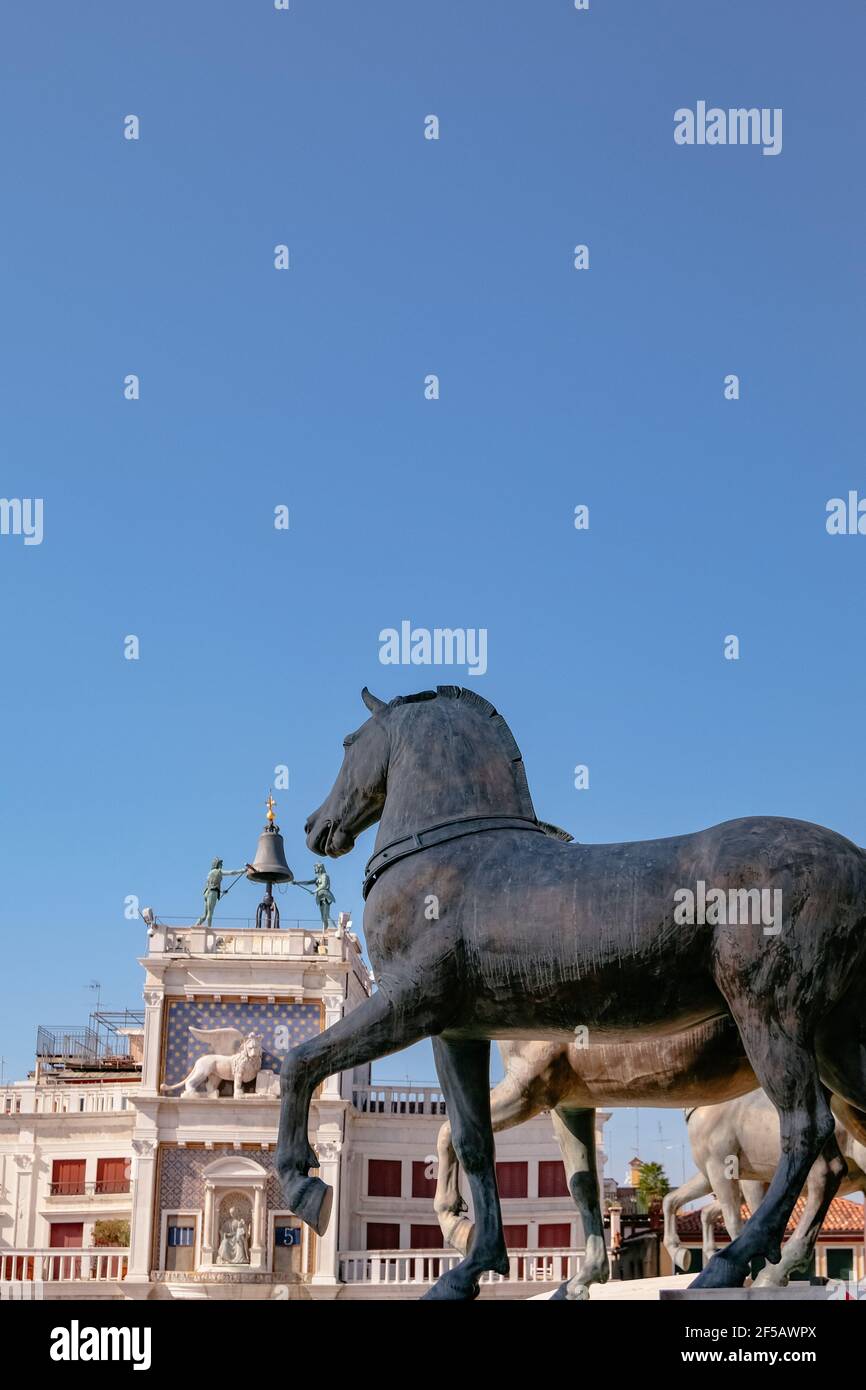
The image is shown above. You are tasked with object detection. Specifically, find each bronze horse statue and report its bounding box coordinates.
[432,1019,757,1297]
[662,1088,866,1285]
[277,686,866,1300]
[432,1028,865,1296]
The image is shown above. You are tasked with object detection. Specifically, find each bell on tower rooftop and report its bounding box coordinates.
[246,794,294,929]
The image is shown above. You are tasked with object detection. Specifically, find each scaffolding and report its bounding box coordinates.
[35,1009,145,1074]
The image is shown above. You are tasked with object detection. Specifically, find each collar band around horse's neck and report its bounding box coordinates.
[362,814,546,899]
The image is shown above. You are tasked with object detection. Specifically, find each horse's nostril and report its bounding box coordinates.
[304,817,313,834]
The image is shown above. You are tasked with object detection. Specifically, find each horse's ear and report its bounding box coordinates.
[361,687,387,713]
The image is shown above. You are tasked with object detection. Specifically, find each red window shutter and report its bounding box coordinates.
[503,1224,528,1249]
[96,1157,129,1194]
[366,1223,400,1250]
[410,1224,444,1250]
[49,1222,84,1249]
[495,1161,528,1199]
[51,1160,85,1196]
[411,1160,437,1199]
[367,1159,402,1197]
[538,1161,570,1198]
[538,1222,571,1249]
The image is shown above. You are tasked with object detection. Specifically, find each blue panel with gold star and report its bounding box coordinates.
[162,1000,321,1087]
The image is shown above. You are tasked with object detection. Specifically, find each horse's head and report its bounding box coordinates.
[306,685,535,859]
[305,688,392,857]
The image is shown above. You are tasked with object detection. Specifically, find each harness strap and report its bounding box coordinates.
[362,814,546,899]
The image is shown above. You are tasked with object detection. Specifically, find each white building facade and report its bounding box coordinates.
[0,916,608,1300]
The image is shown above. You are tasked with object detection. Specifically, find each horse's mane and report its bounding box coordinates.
[389,686,537,819]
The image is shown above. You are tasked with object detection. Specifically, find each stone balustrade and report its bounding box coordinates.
[339,1247,581,1285]
[1,1085,138,1116]
[0,1249,129,1285]
[351,1084,447,1116]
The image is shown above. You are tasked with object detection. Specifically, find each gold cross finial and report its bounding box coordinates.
[266,792,276,823]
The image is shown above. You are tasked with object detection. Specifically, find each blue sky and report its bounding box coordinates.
[1,1,864,1188]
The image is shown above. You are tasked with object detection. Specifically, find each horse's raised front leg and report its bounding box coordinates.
[662,1171,712,1272]
[548,1106,608,1300]
[423,1037,509,1300]
[277,987,433,1236]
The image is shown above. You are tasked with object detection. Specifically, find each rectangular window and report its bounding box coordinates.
[538,1222,571,1248]
[826,1248,854,1281]
[51,1159,85,1196]
[538,1161,569,1198]
[96,1157,130,1194]
[366,1222,400,1250]
[496,1161,528,1199]
[410,1224,444,1249]
[165,1217,196,1272]
[503,1224,528,1249]
[367,1158,402,1198]
[411,1160,437,1199]
[273,1222,302,1274]
[49,1222,84,1249]
[167,1225,194,1247]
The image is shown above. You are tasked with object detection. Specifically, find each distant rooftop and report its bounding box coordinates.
[35,1009,145,1075]
[677,1195,866,1242]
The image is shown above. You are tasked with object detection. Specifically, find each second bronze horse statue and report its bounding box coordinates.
[277,686,866,1300]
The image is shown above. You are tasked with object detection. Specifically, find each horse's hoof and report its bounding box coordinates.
[674,1246,692,1272]
[549,1280,590,1301]
[753,1265,787,1289]
[288,1175,333,1236]
[420,1267,481,1301]
[692,1248,750,1289]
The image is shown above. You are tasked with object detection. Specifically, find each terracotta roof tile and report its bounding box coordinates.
[676,1195,865,1241]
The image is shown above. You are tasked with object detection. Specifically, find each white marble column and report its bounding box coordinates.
[310,1140,342,1284]
[251,1185,264,1269]
[201,1184,215,1265]
[321,994,344,1098]
[126,1139,158,1283]
[13,1154,34,1248]
[141,989,164,1093]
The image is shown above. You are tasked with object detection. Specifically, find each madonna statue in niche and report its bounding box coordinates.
[217,1204,251,1266]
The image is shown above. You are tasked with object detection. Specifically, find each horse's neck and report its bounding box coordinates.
[374,711,533,847]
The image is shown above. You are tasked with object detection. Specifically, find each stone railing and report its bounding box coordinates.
[0,1249,129,1284]
[1,1085,138,1116]
[144,921,373,993]
[152,924,327,957]
[339,1248,581,1285]
[351,1084,447,1116]
[47,1180,132,1197]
